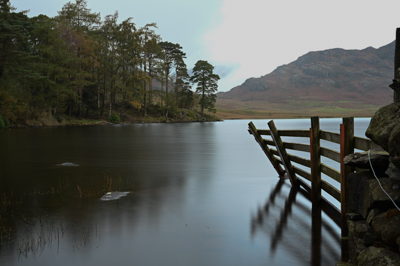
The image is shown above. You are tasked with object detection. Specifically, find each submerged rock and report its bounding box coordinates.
[58,162,79,166]
[100,192,130,201]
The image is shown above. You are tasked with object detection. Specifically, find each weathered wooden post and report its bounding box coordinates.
[268,120,298,186]
[391,28,400,102]
[310,117,321,205]
[340,117,354,237]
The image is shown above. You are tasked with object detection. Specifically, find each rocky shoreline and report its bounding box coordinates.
[1,109,222,129]
[344,169,400,265]
[337,100,400,265]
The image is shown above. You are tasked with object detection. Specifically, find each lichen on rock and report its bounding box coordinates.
[357,246,400,266]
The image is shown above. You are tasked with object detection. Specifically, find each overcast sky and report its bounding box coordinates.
[12,0,400,92]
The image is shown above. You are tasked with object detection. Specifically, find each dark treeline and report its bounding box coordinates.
[0,0,220,127]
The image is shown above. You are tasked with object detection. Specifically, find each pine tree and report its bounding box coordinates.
[0,0,43,122]
[158,41,186,105]
[190,60,220,114]
[57,0,100,117]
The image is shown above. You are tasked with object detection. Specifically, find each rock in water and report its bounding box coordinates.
[100,192,130,201]
[58,162,79,166]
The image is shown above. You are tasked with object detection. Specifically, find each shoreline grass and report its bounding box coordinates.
[215,107,378,120]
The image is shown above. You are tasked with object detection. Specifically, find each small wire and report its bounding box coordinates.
[368,150,400,212]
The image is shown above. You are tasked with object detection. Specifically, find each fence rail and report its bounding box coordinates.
[248,116,380,236]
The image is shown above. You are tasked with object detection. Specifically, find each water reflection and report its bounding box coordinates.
[251,179,341,265]
[0,120,354,265]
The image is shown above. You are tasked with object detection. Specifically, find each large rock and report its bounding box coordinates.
[372,210,400,248]
[347,220,368,263]
[389,123,400,168]
[347,171,400,218]
[344,150,389,172]
[357,246,400,266]
[386,162,400,180]
[366,100,400,168]
[367,209,385,225]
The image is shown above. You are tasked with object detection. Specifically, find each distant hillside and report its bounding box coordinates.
[216,42,395,119]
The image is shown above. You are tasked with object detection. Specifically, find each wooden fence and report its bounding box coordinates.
[248,116,381,236]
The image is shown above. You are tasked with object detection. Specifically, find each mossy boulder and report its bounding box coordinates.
[366,101,400,168]
[357,246,400,266]
[347,219,369,263]
[372,210,400,248]
[348,171,400,218]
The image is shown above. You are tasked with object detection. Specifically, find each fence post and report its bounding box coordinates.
[268,120,298,186]
[394,28,400,102]
[310,117,321,205]
[340,117,354,237]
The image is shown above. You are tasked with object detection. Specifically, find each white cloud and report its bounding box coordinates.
[204,0,400,91]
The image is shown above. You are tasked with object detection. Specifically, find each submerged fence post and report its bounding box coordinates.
[310,117,321,205]
[340,117,354,237]
[268,120,298,186]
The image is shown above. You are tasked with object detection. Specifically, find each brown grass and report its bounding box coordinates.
[215,99,380,120]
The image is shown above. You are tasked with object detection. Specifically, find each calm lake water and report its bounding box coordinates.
[0,118,371,266]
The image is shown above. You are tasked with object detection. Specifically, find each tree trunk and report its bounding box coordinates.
[79,85,82,117]
[121,90,127,120]
[69,103,72,116]
[144,64,147,116]
[201,90,205,114]
[165,70,169,105]
[161,80,164,107]
[149,77,153,104]
[101,75,106,116]
[143,82,147,117]
[97,69,100,119]
[201,79,205,114]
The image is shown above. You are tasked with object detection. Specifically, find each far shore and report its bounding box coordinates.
[216,109,375,120]
[1,108,377,130]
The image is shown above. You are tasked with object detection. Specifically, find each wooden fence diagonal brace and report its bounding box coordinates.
[268,120,298,186]
[248,122,286,177]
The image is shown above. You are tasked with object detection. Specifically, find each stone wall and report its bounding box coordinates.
[341,136,400,264]
[345,170,400,265]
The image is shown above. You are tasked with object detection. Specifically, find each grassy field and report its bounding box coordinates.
[215,99,380,120]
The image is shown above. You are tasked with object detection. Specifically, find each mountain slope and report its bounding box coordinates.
[216,42,395,118]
